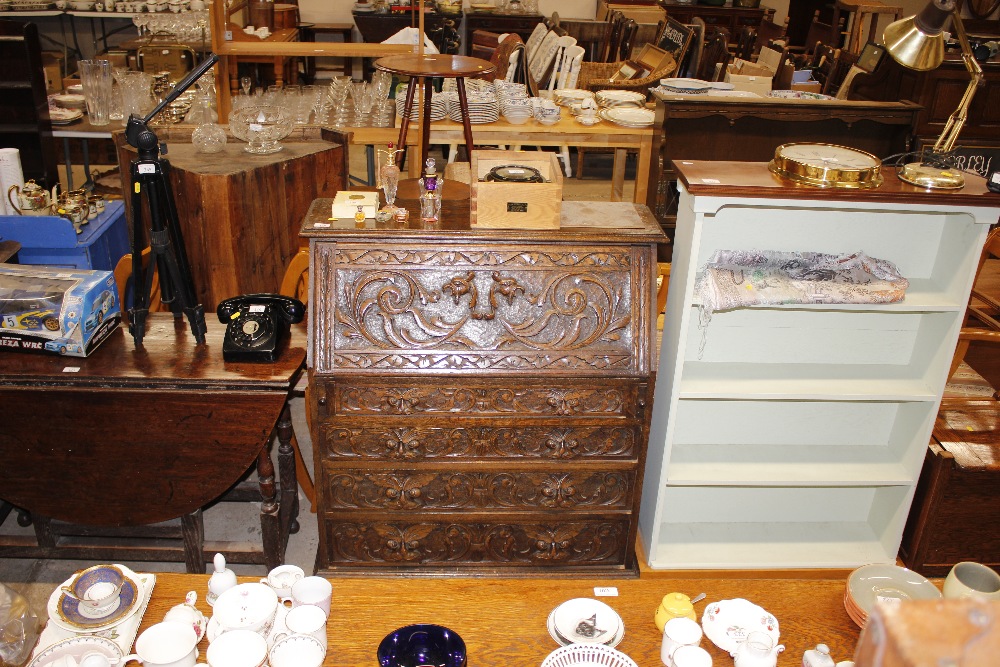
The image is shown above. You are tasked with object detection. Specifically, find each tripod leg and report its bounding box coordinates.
[145,171,207,344]
[159,160,207,342]
[128,163,150,344]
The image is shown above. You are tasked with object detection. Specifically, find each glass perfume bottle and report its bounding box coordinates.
[376,142,404,216]
[418,157,443,224]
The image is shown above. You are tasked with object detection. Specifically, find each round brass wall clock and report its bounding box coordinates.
[768,143,884,189]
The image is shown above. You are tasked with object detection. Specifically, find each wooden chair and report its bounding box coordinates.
[279,248,316,513]
[615,18,638,62]
[809,43,841,95]
[755,16,789,52]
[677,19,706,79]
[735,25,758,61]
[945,227,1000,402]
[600,10,626,62]
[696,28,731,82]
[114,248,165,315]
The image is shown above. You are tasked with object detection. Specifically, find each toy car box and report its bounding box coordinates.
[0,265,120,357]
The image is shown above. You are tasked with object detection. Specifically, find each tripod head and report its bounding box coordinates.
[125,53,220,160]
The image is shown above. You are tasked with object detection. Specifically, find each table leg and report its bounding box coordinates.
[229,57,240,98]
[611,147,626,202]
[274,57,284,87]
[62,138,74,191]
[276,403,299,542]
[257,437,281,571]
[420,77,434,170]
[81,140,94,191]
[181,509,205,573]
[634,134,653,204]
[396,79,417,169]
[455,77,475,163]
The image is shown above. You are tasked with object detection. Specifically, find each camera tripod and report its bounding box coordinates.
[125,54,218,345]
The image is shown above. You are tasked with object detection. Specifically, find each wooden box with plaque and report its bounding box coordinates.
[470,150,562,229]
[302,199,667,576]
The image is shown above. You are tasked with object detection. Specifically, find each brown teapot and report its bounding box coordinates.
[8,179,57,215]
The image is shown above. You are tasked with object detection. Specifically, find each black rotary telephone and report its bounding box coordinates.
[216,294,304,362]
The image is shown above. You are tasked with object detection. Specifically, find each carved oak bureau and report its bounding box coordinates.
[302,200,666,576]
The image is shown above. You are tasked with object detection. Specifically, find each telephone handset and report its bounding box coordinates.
[216,294,304,362]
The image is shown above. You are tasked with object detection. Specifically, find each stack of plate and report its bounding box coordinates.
[768,90,835,101]
[352,2,374,12]
[658,78,712,94]
[448,93,499,124]
[51,93,87,110]
[11,0,54,8]
[599,107,654,128]
[49,107,84,125]
[547,598,625,648]
[595,90,645,109]
[844,564,941,628]
[395,86,448,122]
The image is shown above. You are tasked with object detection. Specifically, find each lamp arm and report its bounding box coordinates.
[934,11,984,153]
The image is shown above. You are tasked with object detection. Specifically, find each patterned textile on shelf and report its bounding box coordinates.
[696,249,909,316]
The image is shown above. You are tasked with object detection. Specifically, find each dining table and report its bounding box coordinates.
[332,113,654,203]
[106,571,866,667]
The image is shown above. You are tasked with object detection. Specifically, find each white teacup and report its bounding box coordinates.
[661,617,702,666]
[943,561,1000,600]
[205,630,267,667]
[268,634,325,667]
[123,621,199,667]
[260,564,304,602]
[273,604,327,645]
[290,576,332,617]
[670,645,712,667]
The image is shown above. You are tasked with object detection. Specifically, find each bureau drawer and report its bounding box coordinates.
[322,468,636,510]
[316,377,645,419]
[320,424,639,461]
[311,242,653,375]
[317,517,631,570]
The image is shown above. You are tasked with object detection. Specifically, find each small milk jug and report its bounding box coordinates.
[803,644,835,667]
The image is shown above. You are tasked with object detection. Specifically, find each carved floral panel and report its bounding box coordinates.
[330,382,636,418]
[323,470,633,510]
[320,425,637,460]
[317,243,647,373]
[320,520,629,566]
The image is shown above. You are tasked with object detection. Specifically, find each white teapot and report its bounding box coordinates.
[733,631,784,667]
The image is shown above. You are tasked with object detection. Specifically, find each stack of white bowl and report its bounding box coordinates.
[497,82,531,124]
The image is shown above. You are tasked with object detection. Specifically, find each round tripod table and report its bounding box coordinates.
[375,54,495,171]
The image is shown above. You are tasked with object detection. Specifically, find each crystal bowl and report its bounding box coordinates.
[228,105,294,155]
[377,624,466,667]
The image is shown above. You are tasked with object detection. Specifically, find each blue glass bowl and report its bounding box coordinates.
[377,624,467,667]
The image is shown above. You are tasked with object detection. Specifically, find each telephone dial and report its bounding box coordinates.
[216,294,304,362]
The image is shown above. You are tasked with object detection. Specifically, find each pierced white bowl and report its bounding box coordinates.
[540,644,637,667]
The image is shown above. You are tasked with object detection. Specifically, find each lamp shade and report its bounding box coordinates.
[883,0,955,71]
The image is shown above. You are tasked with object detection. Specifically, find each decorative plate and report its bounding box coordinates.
[601,107,654,126]
[546,608,624,649]
[28,636,123,667]
[551,598,623,646]
[767,90,835,101]
[49,108,84,123]
[702,598,779,655]
[847,564,941,615]
[47,572,142,632]
[541,644,637,667]
[659,78,711,93]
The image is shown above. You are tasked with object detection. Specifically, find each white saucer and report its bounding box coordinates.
[575,116,600,126]
[702,598,779,655]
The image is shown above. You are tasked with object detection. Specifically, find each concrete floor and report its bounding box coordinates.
[0,142,636,616]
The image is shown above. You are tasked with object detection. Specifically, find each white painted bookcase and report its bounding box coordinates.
[639,161,999,569]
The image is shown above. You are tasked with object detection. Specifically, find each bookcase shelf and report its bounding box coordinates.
[639,161,999,570]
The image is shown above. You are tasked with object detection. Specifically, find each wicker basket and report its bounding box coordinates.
[576,54,677,97]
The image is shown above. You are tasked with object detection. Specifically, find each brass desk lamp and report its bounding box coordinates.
[883,0,984,189]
